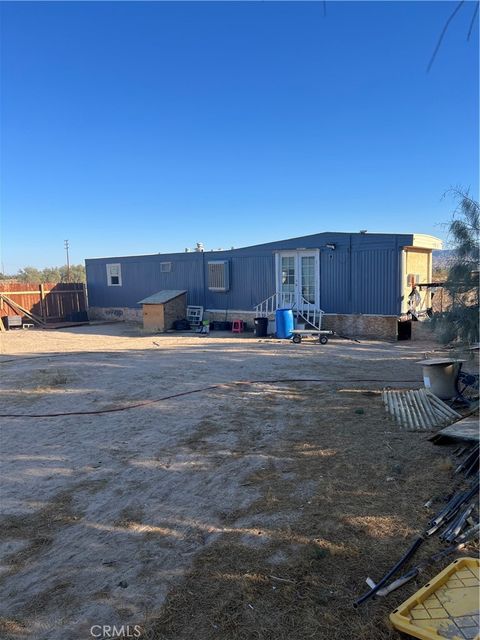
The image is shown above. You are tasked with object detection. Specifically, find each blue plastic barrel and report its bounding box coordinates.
[275,308,294,339]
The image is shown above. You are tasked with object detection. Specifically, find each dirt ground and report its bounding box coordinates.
[0,324,474,640]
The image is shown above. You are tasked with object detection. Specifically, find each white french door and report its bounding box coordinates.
[275,251,320,309]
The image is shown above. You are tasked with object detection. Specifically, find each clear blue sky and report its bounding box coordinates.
[1,1,478,272]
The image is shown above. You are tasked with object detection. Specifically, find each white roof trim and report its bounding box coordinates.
[410,234,443,250]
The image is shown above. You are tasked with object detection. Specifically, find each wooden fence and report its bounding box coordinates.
[0,282,88,324]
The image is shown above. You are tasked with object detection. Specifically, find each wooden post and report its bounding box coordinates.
[39,284,47,323]
[81,283,87,315]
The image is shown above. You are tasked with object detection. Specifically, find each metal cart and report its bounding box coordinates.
[291,329,335,344]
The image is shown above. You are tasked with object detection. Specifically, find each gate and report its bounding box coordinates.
[0,282,88,325]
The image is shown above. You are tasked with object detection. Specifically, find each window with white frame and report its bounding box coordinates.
[160,262,172,273]
[106,263,122,286]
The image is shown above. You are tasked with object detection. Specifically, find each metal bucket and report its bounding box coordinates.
[418,359,464,400]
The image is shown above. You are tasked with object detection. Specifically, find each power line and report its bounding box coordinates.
[427,1,465,73]
[467,1,479,41]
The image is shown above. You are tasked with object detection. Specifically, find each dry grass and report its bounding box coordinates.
[0,617,28,639]
[143,384,468,640]
[1,327,475,639]
[0,479,108,583]
[30,368,70,391]
[0,493,78,579]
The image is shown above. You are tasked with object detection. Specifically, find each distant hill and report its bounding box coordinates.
[432,249,455,268]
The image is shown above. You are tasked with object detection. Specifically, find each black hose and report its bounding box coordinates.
[354,535,425,607]
[0,377,420,419]
[334,332,361,344]
[376,538,475,597]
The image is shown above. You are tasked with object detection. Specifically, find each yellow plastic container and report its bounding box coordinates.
[390,557,480,640]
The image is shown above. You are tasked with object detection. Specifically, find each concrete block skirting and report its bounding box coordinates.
[206,310,399,340]
[88,307,143,323]
[89,307,400,340]
[322,314,398,341]
[411,320,436,341]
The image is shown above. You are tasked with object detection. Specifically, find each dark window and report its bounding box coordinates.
[106,263,122,286]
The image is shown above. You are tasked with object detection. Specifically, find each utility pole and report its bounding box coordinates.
[64,239,70,282]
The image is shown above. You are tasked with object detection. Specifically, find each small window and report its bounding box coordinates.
[160,262,172,273]
[208,260,229,292]
[106,263,122,286]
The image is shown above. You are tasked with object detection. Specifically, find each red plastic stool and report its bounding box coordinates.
[232,319,244,333]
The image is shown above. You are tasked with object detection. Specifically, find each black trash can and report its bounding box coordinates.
[254,317,268,337]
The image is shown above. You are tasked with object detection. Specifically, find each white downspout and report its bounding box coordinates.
[400,249,407,314]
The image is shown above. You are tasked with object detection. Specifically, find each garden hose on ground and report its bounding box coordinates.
[0,377,420,418]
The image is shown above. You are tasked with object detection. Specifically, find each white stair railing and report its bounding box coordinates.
[296,297,325,331]
[254,292,295,318]
[254,294,324,330]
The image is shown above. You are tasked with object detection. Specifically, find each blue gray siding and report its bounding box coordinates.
[86,232,414,316]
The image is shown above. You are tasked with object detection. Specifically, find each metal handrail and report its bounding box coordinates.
[297,297,325,330]
[254,292,295,317]
[254,293,325,330]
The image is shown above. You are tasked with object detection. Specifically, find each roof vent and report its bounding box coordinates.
[360,229,368,234]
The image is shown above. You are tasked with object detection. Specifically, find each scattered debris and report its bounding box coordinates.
[430,412,480,443]
[376,539,477,597]
[453,444,480,478]
[355,478,479,606]
[382,388,462,431]
[268,575,296,585]
[0,293,47,328]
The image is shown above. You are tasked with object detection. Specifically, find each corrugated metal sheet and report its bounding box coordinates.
[205,255,275,310]
[351,249,399,314]
[85,232,416,315]
[86,253,204,309]
[319,250,350,313]
[382,388,461,430]
[138,290,187,304]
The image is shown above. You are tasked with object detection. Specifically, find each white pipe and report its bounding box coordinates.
[400,249,407,314]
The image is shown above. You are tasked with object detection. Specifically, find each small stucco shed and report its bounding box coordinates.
[138,290,187,332]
